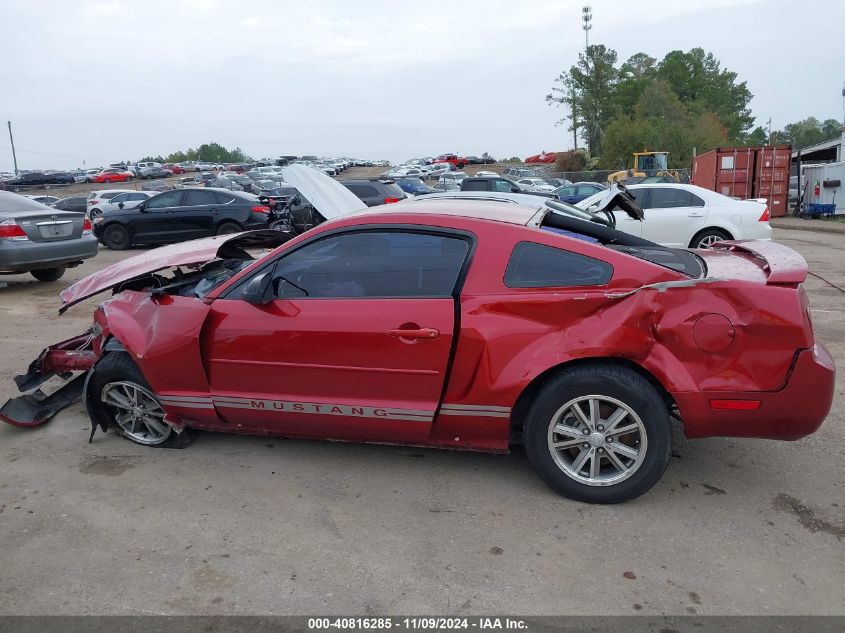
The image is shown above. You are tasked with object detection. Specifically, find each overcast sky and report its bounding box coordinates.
[1,0,843,171]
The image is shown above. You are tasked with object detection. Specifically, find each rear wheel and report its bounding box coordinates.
[88,353,193,448]
[30,267,65,282]
[523,364,672,503]
[690,228,731,249]
[89,207,102,219]
[102,224,131,250]
[216,221,242,235]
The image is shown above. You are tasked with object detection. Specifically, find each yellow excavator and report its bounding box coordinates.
[607,151,681,184]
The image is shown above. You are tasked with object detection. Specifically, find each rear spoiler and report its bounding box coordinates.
[710,240,808,284]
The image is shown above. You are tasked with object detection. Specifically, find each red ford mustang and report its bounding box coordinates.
[0,173,834,503]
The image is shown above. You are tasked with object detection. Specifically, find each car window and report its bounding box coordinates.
[270,231,470,299]
[688,192,705,207]
[576,185,597,195]
[493,180,515,192]
[344,184,379,198]
[110,193,128,203]
[128,193,149,201]
[462,180,487,192]
[145,191,183,209]
[101,192,122,200]
[216,193,237,204]
[647,188,697,209]
[505,242,612,288]
[184,190,220,206]
[558,186,576,196]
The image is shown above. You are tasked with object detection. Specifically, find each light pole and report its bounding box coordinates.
[582,6,592,49]
[7,121,19,175]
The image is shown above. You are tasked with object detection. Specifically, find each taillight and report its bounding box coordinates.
[758,206,769,222]
[251,205,271,214]
[384,197,400,204]
[82,217,93,234]
[88,200,96,205]
[0,219,29,241]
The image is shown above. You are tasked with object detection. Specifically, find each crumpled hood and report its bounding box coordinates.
[280,164,368,219]
[58,230,289,314]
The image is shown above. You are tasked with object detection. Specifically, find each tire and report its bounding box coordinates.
[457,162,465,169]
[89,208,103,219]
[102,223,131,250]
[216,221,242,235]
[87,352,193,448]
[30,267,65,282]
[523,363,672,503]
[689,228,731,249]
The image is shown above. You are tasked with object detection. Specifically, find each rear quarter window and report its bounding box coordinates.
[505,242,613,288]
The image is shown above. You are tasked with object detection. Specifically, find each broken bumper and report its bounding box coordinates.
[0,332,97,427]
[676,343,835,440]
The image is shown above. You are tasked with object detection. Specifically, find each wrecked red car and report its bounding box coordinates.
[0,175,835,503]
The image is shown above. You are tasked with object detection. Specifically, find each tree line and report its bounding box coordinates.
[547,46,841,170]
[138,142,250,165]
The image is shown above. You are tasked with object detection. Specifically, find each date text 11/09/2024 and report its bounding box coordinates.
[308,618,528,630]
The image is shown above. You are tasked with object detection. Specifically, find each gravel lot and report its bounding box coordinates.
[0,226,842,616]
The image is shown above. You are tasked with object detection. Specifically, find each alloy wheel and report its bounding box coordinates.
[697,234,725,248]
[100,381,171,445]
[547,395,647,486]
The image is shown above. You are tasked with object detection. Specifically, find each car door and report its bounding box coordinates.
[178,189,222,237]
[131,190,185,242]
[202,228,471,443]
[640,187,707,247]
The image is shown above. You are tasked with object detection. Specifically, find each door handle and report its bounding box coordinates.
[688,213,704,218]
[388,327,440,340]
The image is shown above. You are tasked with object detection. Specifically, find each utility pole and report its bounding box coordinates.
[7,121,19,175]
[766,118,772,145]
[582,6,592,48]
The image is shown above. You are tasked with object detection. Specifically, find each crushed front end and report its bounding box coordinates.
[0,328,101,427]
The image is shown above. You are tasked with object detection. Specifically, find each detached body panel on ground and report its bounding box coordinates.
[0,195,834,503]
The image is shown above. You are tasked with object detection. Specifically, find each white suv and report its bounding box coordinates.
[436,171,468,191]
[87,190,153,218]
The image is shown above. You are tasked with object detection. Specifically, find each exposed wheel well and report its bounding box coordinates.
[508,357,676,443]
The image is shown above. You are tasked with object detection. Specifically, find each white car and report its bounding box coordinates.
[475,170,500,178]
[87,190,154,218]
[424,163,453,179]
[437,171,468,191]
[578,183,772,249]
[515,177,556,193]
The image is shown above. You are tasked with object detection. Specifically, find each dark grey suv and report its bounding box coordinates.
[340,179,407,206]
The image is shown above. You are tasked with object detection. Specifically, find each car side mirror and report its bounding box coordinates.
[242,272,274,305]
[511,186,520,193]
[118,202,125,209]
[138,202,147,212]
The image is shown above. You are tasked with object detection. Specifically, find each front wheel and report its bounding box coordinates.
[30,267,65,282]
[690,228,730,249]
[88,353,193,448]
[523,364,672,503]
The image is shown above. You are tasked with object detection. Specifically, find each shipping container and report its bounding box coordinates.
[690,145,792,217]
[753,146,791,217]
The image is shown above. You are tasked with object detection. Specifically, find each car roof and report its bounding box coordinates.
[352,198,541,226]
